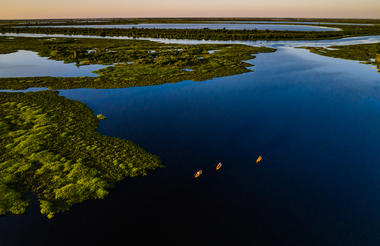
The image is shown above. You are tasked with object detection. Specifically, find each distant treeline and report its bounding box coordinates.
[1,24,380,41]
[2,17,380,26]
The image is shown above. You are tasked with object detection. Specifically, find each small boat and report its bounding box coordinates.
[372,66,376,69]
[256,155,263,164]
[194,170,203,178]
[216,162,222,170]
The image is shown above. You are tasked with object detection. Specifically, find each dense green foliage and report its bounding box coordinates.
[0,36,275,90]
[1,22,380,41]
[0,91,162,218]
[302,42,380,72]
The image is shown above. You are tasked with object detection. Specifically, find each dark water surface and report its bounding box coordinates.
[1,47,380,245]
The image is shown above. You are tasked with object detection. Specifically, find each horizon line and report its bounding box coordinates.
[2,17,380,21]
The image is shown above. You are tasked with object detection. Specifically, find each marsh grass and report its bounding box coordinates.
[0,91,162,218]
[0,36,275,90]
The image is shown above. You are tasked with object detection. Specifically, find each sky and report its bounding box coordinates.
[1,0,380,19]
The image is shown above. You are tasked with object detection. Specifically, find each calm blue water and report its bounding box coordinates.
[1,42,380,245]
[28,23,340,31]
[0,50,105,77]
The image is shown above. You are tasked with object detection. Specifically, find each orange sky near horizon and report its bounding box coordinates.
[1,0,379,19]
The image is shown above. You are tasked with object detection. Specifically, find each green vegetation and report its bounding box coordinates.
[0,36,275,218]
[0,36,275,90]
[96,114,107,120]
[0,37,274,217]
[0,91,162,218]
[1,22,380,41]
[0,18,378,220]
[301,42,380,72]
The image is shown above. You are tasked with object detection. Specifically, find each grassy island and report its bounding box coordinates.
[301,42,380,72]
[0,34,274,218]
[0,36,275,90]
[0,91,162,218]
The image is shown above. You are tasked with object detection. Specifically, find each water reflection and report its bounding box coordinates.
[0,50,106,78]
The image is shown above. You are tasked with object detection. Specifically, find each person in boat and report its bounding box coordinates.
[216,162,222,170]
[194,170,202,178]
[256,155,263,164]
